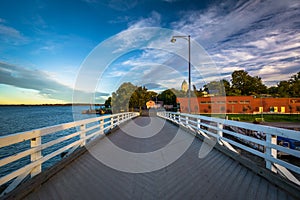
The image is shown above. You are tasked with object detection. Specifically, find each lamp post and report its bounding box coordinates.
[171,35,191,114]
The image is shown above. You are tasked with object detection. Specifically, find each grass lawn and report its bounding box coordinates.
[206,114,300,122]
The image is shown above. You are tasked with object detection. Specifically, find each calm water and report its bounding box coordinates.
[0,106,101,178]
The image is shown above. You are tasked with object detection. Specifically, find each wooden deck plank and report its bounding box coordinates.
[222,165,247,200]
[22,117,296,200]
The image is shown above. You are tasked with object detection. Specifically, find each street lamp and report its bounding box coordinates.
[171,35,191,114]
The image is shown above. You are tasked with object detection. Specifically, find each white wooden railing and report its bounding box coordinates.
[158,111,300,185]
[0,112,139,196]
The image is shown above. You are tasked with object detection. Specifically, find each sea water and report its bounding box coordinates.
[0,105,100,178]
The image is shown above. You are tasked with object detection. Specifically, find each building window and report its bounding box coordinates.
[239,100,250,104]
[200,101,214,104]
[228,101,238,104]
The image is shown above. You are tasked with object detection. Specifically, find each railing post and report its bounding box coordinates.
[197,118,201,130]
[30,136,42,177]
[217,122,223,145]
[111,117,114,128]
[100,119,104,135]
[80,124,86,147]
[178,114,181,123]
[266,134,277,172]
[186,116,189,125]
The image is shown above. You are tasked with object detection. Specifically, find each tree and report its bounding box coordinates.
[158,89,177,106]
[231,70,267,96]
[272,72,300,97]
[104,97,111,108]
[267,86,279,97]
[129,86,152,111]
[203,79,237,96]
[111,82,137,112]
[289,72,300,97]
[109,83,159,113]
[277,81,290,97]
[203,80,225,96]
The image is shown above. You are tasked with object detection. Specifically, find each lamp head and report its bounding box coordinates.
[170,38,176,43]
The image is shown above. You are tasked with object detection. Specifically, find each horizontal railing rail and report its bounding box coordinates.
[157,111,300,185]
[0,112,139,196]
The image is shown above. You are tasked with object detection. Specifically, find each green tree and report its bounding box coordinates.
[203,80,230,96]
[111,82,137,113]
[277,81,290,97]
[104,97,111,108]
[271,72,300,97]
[289,72,300,97]
[231,70,267,96]
[158,89,177,106]
[110,83,159,113]
[267,86,279,97]
[129,86,151,111]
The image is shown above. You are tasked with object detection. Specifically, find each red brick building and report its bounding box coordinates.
[177,96,300,114]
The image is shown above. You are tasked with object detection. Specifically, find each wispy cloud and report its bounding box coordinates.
[171,0,300,86]
[108,0,138,11]
[128,11,161,29]
[0,62,109,103]
[108,16,131,24]
[0,20,28,45]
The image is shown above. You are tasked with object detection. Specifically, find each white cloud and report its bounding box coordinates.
[170,0,300,86]
[0,24,28,44]
[0,62,109,103]
[108,0,138,11]
[128,11,161,29]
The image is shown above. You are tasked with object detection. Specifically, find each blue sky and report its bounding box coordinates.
[0,0,299,104]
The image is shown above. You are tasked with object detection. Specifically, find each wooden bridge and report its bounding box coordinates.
[0,112,300,199]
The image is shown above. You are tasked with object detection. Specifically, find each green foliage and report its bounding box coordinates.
[197,70,299,97]
[129,86,156,110]
[110,82,157,113]
[268,72,300,97]
[231,70,267,96]
[104,97,111,108]
[111,82,137,112]
[203,80,227,96]
[158,89,177,106]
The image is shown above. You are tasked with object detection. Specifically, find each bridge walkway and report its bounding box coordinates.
[22,117,295,200]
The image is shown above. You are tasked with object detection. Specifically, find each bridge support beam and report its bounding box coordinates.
[30,136,42,177]
[217,123,223,145]
[80,124,86,147]
[100,119,104,135]
[266,134,277,173]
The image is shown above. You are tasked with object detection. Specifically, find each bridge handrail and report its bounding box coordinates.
[0,112,139,196]
[157,111,300,185]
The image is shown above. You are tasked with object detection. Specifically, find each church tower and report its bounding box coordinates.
[181,80,188,92]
